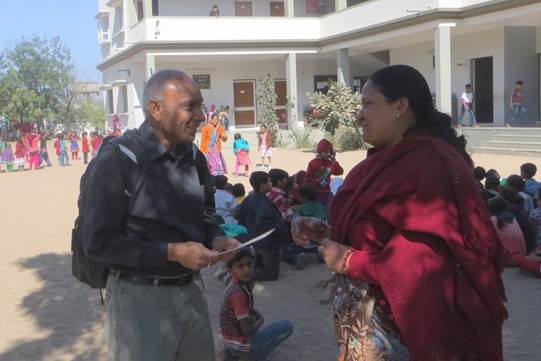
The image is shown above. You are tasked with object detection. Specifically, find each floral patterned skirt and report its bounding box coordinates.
[333,276,409,361]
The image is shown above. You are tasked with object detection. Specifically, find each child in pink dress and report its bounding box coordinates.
[257,125,273,168]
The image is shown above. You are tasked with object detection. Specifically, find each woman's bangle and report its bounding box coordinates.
[341,248,355,276]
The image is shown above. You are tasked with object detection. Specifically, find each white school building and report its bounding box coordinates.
[96,0,541,130]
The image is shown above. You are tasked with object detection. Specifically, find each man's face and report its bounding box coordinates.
[229,256,253,283]
[151,79,205,144]
[277,177,289,190]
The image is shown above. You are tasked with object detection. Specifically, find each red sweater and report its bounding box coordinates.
[305,157,343,194]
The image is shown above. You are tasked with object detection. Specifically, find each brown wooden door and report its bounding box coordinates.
[235,2,253,16]
[270,1,285,16]
[234,81,256,126]
[274,80,287,124]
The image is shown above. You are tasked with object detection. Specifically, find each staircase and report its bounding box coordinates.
[465,127,541,156]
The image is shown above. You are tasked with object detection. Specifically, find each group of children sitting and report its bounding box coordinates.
[475,162,541,276]
[214,138,343,360]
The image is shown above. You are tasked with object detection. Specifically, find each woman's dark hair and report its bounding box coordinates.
[473,166,486,181]
[369,65,471,165]
[232,183,245,198]
[488,197,514,229]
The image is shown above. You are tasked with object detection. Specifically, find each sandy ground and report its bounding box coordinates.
[0,142,540,361]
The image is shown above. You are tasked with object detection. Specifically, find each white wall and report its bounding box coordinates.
[101,53,380,128]
[157,58,287,127]
[145,17,320,42]
[156,0,335,17]
[504,27,539,124]
[390,28,506,123]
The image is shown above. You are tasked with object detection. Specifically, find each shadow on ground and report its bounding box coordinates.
[0,253,106,361]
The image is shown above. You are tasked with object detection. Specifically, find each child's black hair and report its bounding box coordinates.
[214,175,229,190]
[232,183,246,198]
[516,80,524,85]
[299,183,318,201]
[488,197,513,230]
[485,175,500,191]
[250,171,269,192]
[268,168,289,186]
[226,248,254,267]
[234,133,242,140]
[225,183,234,194]
[506,175,525,192]
[498,186,525,210]
[473,166,486,181]
[520,163,537,179]
[486,169,500,180]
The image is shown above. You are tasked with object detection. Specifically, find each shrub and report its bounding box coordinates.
[289,125,315,149]
[337,127,363,151]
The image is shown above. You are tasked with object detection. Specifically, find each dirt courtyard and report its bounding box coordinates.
[0,145,540,361]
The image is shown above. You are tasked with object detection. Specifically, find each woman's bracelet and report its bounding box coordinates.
[341,248,355,276]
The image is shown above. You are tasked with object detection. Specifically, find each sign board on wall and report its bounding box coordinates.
[193,74,211,89]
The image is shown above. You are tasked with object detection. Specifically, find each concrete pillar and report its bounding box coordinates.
[435,23,455,115]
[286,53,302,128]
[335,0,348,11]
[145,54,156,80]
[143,0,153,18]
[337,48,351,86]
[285,0,295,17]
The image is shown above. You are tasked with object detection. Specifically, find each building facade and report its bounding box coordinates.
[96,0,541,130]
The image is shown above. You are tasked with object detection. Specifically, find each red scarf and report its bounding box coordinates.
[330,132,507,361]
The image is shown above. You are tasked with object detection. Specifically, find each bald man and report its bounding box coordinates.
[82,69,240,361]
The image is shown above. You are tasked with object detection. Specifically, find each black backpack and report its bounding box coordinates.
[71,130,142,290]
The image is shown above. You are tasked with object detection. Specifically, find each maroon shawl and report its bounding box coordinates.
[330,132,507,361]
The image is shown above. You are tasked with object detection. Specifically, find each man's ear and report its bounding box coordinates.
[148,100,162,122]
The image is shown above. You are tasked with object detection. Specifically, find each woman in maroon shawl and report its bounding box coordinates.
[292,65,507,361]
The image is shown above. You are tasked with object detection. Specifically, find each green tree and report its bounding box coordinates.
[0,36,76,124]
[256,73,281,145]
[307,81,362,136]
[75,100,106,131]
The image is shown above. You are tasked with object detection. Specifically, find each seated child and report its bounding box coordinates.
[267,169,295,223]
[232,183,246,206]
[488,197,540,277]
[298,183,328,221]
[220,249,293,361]
[521,162,540,207]
[305,139,344,208]
[236,171,290,281]
[214,175,237,224]
[282,183,328,270]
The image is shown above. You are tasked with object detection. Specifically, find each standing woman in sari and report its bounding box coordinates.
[200,113,228,175]
[292,65,507,361]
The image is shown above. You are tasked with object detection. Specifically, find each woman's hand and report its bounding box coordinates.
[318,239,353,275]
[291,217,331,246]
